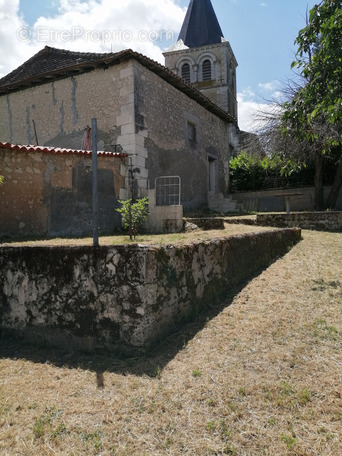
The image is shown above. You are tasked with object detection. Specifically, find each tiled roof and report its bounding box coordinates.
[0,142,127,158]
[0,46,236,124]
[0,46,115,90]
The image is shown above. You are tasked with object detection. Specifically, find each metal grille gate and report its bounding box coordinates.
[155,176,181,206]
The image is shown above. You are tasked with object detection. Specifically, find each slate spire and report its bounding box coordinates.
[178,0,224,48]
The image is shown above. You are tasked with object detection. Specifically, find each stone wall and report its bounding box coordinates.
[0,146,126,239]
[257,212,342,232]
[0,228,301,350]
[233,187,342,212]
[0,63,127,150]
[135,62,231,212]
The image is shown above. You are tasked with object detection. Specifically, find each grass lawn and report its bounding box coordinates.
[1,229,342,455]
[0,222,268,247]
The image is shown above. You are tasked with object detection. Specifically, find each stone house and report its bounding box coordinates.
[0,0,240,237]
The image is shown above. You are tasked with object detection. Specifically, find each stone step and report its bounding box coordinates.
[208,193,244,213]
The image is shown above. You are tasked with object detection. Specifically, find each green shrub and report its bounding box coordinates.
[229,152,316,192]
[116,197,149,240]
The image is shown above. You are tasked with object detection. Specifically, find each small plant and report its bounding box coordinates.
[192,369,202,378]
[313,318,340,341]
[238,387,246,396]
[281,432,296,450]
[32,407,64,439]
[223,444,237,455]
[50,421,68,438]
[206,420,216,432]
[219,419,231,438]
[207,398,216,407]
[81,429,103,450]
[154,366,162,378]
[33,417,45,438]
[297,387,312,405]
[116,197,149,240]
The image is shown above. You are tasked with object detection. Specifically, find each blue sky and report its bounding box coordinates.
[2,0,318,131]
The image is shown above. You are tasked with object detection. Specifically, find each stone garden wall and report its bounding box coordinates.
[0,228,301,351]
[233,187,342,212]
[257,212,342,231]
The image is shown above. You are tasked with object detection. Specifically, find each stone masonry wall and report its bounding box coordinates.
[0,147,126,239]
[136,62,231,211]
[257,212,342,232]
[0,63,129,150]
[233,187,342,212]
[0,229,301,350]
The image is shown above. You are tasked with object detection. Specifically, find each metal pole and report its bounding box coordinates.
[91,118,99,247]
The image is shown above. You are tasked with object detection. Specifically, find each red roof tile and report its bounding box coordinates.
[0,142,127,158]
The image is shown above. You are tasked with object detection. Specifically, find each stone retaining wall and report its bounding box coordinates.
[0,229,301,351]
[257,212,342,231]
[233,187,342,212]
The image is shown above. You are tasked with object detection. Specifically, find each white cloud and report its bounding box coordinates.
[258,81,278,92]
[0,0,185,77]
[237,87,281,133]
[0,0,284,137]
[0,0,41,77]
[238,90,263,132]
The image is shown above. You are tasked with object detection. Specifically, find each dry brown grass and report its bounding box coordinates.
[0,222,269,247]
[1,229,342,455]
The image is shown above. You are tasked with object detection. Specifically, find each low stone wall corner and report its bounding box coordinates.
[0,228,301,351]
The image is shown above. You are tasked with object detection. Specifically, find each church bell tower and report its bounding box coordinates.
[164,0,238,122]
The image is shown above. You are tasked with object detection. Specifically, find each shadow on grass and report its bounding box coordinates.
[0,271,265,386]
[1,229,302,382]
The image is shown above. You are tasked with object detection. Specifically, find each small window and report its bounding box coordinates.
[181,63,191,82]
[202,59,212,81]
[187,121,196,141]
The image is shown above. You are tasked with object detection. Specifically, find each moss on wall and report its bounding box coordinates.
[0,229,301,350]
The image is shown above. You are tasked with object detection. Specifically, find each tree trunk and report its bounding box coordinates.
[314,150,324,210]
[325,151,342,209]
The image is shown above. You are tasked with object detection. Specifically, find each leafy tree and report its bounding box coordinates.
[282,0,342,209]
[116,197,149,240]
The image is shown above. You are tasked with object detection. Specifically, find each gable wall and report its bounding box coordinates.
[0,61,134,152]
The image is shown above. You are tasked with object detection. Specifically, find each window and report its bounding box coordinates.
[187,121,196,141]
[181,63,191,82]
[155,176,181,206]
[202,59,212,81]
